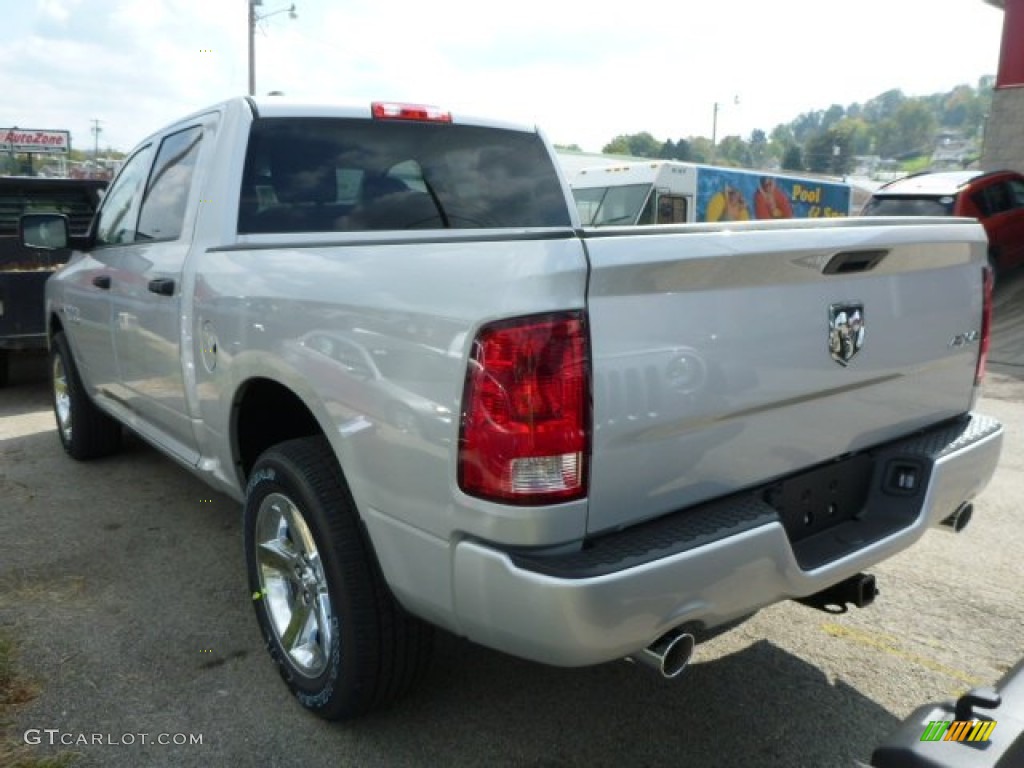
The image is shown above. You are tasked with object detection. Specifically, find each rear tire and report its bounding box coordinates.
[0,349,8,388]
[50,331,122,459]
[243,436,433,720]
[988,249,1000,288]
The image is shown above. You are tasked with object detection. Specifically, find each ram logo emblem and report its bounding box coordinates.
[829,303,865,366]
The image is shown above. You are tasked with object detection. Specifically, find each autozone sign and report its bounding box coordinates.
[1,128,71,154]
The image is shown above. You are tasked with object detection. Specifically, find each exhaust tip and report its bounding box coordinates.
[657,632,695,679]
[628,630,695,679]
[940,503,973,534]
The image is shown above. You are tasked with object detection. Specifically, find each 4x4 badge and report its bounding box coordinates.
[829,303,865,366]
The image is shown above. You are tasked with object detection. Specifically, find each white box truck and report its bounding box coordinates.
[568,159,853,226]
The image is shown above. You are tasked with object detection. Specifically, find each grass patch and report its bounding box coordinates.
[900,155,933,174]
[0,632,76,768]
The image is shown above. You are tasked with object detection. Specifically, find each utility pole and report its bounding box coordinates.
[248,0,297,96]
[248,0,258,96]
[710,95,739,164]
[91,119,102,163]
[711,102,720,163]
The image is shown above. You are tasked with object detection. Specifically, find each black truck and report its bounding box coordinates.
[0,176,106,385]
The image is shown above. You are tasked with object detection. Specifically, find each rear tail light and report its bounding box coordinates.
[976,264,993,385]
[458,312,590,504]
[371,102,452,123]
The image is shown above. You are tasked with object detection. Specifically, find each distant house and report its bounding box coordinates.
[931,131,979,170]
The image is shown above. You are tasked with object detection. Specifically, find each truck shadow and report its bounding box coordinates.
[353,631,897,767]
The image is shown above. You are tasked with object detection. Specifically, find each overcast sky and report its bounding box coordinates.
[0,0,1006,154]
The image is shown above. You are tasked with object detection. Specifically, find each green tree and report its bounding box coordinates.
[658,138,693,161]
[628,132,662,157]
[770,124,795,146]
[862,89,905,122]
[804,128,854,174]
[791,110,824,143]
[749,129,768,169]
[781,144,803,171]
[689,137,713,163]
[836,117,873,156]
[821,104,845,131]
[768,125,796,165]
[601,132,661,157]
[714,135,750,167]
[602,135,632,155]
[868,98,941,160]
[594,78,995,174]
[803,132,833,173]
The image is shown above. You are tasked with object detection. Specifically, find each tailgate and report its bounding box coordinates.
[583,217,988,535]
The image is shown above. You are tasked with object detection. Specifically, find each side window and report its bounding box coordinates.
[137,126,203,241]
[93,145,154,246]
[971,189,992,217]
[984,183,1012,216]
[657,194,689,224]
[1008,179,1024,208]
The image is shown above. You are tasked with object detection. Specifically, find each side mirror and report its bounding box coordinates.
[19,213,70,250]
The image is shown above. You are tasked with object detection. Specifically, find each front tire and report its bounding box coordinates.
[50,331,122,459]
[243,436,433,720]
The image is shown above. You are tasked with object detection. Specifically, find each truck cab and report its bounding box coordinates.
[0,176,106,385]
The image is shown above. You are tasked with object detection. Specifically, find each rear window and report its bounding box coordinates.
[238,118,571,234]
[0,183,102,236]
[861,195,955,217]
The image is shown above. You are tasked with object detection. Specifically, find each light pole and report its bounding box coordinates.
[248,0,297,96]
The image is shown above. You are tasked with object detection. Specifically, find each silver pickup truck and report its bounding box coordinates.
[21,97,1003,721]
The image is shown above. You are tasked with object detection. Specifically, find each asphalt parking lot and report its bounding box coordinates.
[2,271,1023,768]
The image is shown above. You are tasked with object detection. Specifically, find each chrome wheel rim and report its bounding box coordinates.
[254,492,334,678]
[53,355,72,443]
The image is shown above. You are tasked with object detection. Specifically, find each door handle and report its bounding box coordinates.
[147,277,176,296]
[92,274,111,290]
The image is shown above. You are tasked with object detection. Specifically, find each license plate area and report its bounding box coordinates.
[763,454,875,543]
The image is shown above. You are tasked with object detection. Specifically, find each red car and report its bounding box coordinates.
[861,169,1024,276]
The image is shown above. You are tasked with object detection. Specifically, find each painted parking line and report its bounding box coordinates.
[822,622,982,689]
